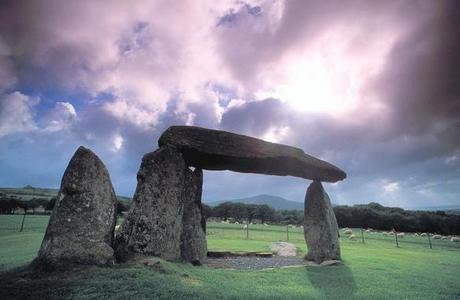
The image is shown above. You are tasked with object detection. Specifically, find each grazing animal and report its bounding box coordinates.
[343,229,353,235]
[242,225,247,229]
[432,235,441,240]
[382,232,388,236]
[451,237,460,242]
[397,233,405,239]
[349,234,356,240]
[420,233,427,237]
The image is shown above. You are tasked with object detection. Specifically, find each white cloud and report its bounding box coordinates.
[0,92,38,137]
[262,125,290,143]
[44,102,77,132]
[383,181,400,193]
[111,133,124,152]
[445,155,457,164]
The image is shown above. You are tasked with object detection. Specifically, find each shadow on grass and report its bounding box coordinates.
[305,263,356,298]
[0,264,74,300]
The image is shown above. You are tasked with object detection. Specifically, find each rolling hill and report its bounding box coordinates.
[205,194,304,210]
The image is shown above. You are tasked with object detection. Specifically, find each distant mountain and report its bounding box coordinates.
[205,194,304,210]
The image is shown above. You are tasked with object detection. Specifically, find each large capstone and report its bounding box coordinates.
[303,181,341,263]
[159,126,346,182]
[116,146,203,261]
[180,168,207,265]
[34,146,117,270]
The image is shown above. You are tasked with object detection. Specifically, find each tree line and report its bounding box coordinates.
[0,195,55,214]
[2,194,459,235]
[334,202,460,235]
[0,194,129,215]
[202,201,460,235]
[202,202,303,225]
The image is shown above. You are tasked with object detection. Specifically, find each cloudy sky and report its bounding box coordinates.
[0,0,459,209]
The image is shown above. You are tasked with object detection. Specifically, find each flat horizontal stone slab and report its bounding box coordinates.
[207,251,273,258]
[159,126,346,182]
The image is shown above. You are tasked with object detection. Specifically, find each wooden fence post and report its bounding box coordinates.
[394,230,399,248]
[246,221,249,239]
[427,234,432,249]
[19,213,26,232]
[286,224,289,241]
[361,229,365,243]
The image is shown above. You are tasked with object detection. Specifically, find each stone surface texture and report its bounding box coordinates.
[35,146,117,269]
[270,242,297,257]
[180,168,207,265]
[159,126,346,183]
[303,181,341,263]
[115,145,207,264]
[115,145,187,262]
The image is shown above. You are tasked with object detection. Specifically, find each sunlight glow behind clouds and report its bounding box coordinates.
[0,0,459,208]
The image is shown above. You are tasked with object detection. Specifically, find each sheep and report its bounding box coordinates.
[365,229,371,233]
[420,233,427,237]
[441,236,449,240]
[114,225,121,237]
[235,221,239,225]
[263,223,269,226]
[348,234,356,240]
[451,237,460,242]
[343,229,353,235]
[242,224,247,230]
[432,235,441,240]
[382,232,388,236]
[397,233,405,239]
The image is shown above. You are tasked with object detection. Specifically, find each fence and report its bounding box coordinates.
[2,215,459,252]
[206,222,460,251]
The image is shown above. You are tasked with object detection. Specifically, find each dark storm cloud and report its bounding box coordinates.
[0,0,459,208]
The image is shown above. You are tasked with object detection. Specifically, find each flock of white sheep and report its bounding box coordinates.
[341,227,460,242]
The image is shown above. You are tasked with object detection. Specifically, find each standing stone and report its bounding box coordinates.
[180,168,207,265]
[303,181,341,263]
[34,146,117,270]
[115,145,187,262]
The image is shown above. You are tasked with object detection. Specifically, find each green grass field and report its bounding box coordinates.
[1,215,459,299]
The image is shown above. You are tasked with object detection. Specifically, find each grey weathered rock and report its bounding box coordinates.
[180,168,207,265]
[115,145,187,262]
[159,126,346,183]
[270,242,297,257]
[303,181,341,264]
[34,146,117,269]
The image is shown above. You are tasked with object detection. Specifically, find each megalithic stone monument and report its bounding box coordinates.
[34,146,117,270]
[303,181,341,263]
[114,145,207,264]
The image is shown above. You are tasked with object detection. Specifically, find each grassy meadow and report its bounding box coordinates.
[0,215,459,299]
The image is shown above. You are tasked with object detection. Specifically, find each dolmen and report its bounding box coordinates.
[35,125,346,269]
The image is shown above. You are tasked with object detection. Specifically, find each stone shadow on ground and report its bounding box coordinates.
[305,263,357,298]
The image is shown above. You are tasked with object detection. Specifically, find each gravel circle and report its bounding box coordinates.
[206,256,306,270]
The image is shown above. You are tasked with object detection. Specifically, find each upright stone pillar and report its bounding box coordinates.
[34,146,117,270]
[180,168,207,265]
[303,180,341,263]
[115,145,186,262]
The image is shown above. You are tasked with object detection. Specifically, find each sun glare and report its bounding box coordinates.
[256,27,398,115]
[275,55,353,113]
